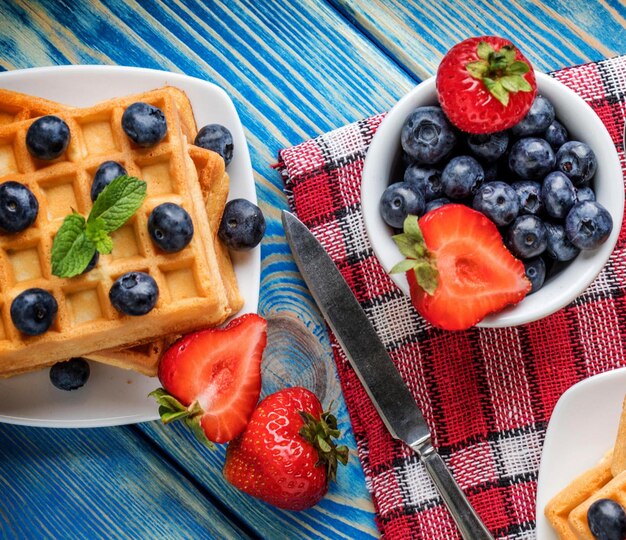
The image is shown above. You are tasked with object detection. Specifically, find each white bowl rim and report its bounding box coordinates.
[361,72,624,328]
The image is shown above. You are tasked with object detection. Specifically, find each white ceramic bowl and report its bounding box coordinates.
[361,73,624,327]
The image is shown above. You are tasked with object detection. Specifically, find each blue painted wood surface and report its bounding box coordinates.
[0,1,624,538]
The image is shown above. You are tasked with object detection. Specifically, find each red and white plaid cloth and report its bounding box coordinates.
[276,55,626,539]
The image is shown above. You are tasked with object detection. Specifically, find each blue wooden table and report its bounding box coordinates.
[0,1,624,538]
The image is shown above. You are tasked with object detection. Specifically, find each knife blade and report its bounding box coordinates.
[282,210,493,540]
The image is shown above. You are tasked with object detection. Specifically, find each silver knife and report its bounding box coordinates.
[282,210,493,540]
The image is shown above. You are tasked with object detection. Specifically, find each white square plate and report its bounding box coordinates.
[535,367,626,538]
[0,66,260,427]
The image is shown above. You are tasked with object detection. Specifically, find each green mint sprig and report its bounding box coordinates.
[51,175,147,278]
[390,215,439,295]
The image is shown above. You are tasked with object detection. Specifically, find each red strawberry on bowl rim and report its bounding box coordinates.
[391,205,531,330]
[223,386,349,511]
[436,35,537,134]
[150,313,267,447]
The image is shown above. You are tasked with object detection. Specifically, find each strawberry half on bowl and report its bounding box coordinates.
[361,37,623,329]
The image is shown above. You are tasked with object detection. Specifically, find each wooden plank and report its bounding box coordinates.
[0,424,250,539]
[332,0,625,79]
[0,0,415,537]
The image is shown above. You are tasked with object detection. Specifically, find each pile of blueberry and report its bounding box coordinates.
[379,95,613,293]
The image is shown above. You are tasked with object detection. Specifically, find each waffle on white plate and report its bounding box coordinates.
[545,395,626,538]
[0,87,242,376]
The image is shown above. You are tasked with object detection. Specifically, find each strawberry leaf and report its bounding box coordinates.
[466,60,489,79]
[476,41,493,60]
[414,262,439,295]
[499,46,516,64]
[484,78,509,106]
[185,415,216,450]
[506,60,530,75]
[390,259,420,274]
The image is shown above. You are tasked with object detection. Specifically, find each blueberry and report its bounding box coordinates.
[109,272,159,316]
[472,181,519,226]
[82,251,100,274]
[543,119,568,151]
[91,161,127,202]
[148,203,194,253]
[483,162,499,183]
[425,197,450,213]
[404,165,443,201]
[401,106,457,165]
[219,198,266,250]
[545,222,580,261]
[576,186,596,203]
[512,181,543,216]
[542,171,576,219]
[466,131,509,162]
[524,257,546,294]
[194,124,234,166]
[442,156,485,199]
[10,288,58,336]
[565,201,613,250]
[506,215,548,259]
[555,141,597,186]
[509,138,555,180]
[26,115,70,160]
[0,181,39,233]
[121,102,167,147]
[510,95,556,137]
[49,358,90,391]
[379,182,425,228]
[587,498,626,540]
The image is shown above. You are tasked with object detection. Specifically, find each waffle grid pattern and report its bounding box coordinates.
[0,89,229,374]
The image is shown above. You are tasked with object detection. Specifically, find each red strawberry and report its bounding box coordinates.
[436,36,537,133]
[392,205,531,330]
[150,313,267,446]
[223,387,349,511]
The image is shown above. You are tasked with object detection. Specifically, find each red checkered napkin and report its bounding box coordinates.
[277,55,626,539]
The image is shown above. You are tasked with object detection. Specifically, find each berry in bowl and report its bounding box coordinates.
[361,36,623,330]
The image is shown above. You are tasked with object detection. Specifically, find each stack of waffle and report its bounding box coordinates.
[0,87,243,377]
[545,396,626,538]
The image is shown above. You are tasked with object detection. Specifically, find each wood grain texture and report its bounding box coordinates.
[0,424,250,539]
[332,0,625,79]
[0,0,624,538]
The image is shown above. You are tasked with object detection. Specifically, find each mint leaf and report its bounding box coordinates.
[51,213,97,278]
[89,175,147,232]
[85,217,113,254]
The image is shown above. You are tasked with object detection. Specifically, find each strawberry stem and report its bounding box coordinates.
[465,41,532,106]
[298,409,349,485]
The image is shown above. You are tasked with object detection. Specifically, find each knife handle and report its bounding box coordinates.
[418,444,494,540]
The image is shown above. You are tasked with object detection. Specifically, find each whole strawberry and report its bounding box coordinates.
[223,387,349,511]
[437,36,537,133]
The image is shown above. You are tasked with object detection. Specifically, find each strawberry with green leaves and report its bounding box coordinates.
[223,387,349,511]
[150,314,267,447]
[392,205,531,330]
[436,36,537,134]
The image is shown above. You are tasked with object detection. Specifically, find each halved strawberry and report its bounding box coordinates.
[392,205,531,330]
[150,313,267,446]
[436,36,537,133]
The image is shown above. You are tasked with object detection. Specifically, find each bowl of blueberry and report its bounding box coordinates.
[361,36,623,330]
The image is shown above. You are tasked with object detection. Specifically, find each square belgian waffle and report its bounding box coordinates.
[0,87,243,375]
[0,88,234,376]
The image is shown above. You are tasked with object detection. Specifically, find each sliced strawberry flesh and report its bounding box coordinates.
[409,205,530,330]
[158,313,267,443]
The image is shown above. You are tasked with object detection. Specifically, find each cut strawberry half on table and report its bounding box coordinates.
[436,35,537,133]
[392,205,531,330]
[150,313,267,447]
